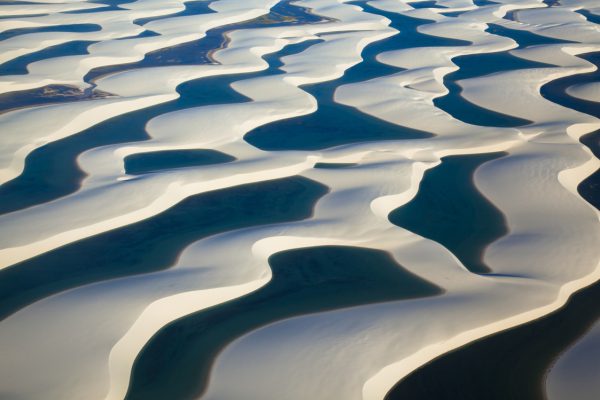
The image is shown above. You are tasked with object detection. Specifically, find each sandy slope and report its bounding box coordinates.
[0,0,598,399]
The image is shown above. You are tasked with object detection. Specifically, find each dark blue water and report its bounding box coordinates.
[94,0,138,6]
[127,245,442,400]
[487,23,574,49]
[0,23,101,42]
[387,136,600,400]
[579,134,600,210]
[314,162,357,169]
[0,84,113,115]
[541,51,600,126]
[540,51,600,210]
[1,2,598,399]
[0,176,327,321]
[386,274,600,400]
[0,1,42,4]
[86,0,325,82]
[0,40,94,76]
[542,0,560,7]
[0,31,161,114]
[387,47,600,400]
[125,149,235,175]
[407,0,447,9]
[62,0,138,13]
[389,153,507,274]
[245,5,471,150]
[0,13,48,19]
[116,29,160,40]
[440,10,465,17]
[134,0,214,25]
[504,9,518,21]
[0,27,160,80]
[0,9,322,216]
[577,9,600,25]
[474,0,499,5]
[433,24,571,127]
[0,0,322,111]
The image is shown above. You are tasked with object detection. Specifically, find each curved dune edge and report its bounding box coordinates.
[566,81,600,102]
[546,308,600,400]
[363,146,600,400]
[105,277,270,400]
[0,1,104,17]
[0,0,599,400]
[106,152,431,400]
[363,262,600,400]
[0,0,283,185]
[198,141,599,400]
[358,5,600,400]
[0,1,407,399]
[0,0,394,267]
[0,0,189,66]
[546,75,600,400]
[199,3,600,400]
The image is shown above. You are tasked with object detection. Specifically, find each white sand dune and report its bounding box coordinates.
[0,0,598,399]
[0,0,393,267]
[201,4,600,400]
[0,0,190,66]
[547,319,600,400]
[0,1,103,16]
[0,0,286,184]
[567,81,600,102]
